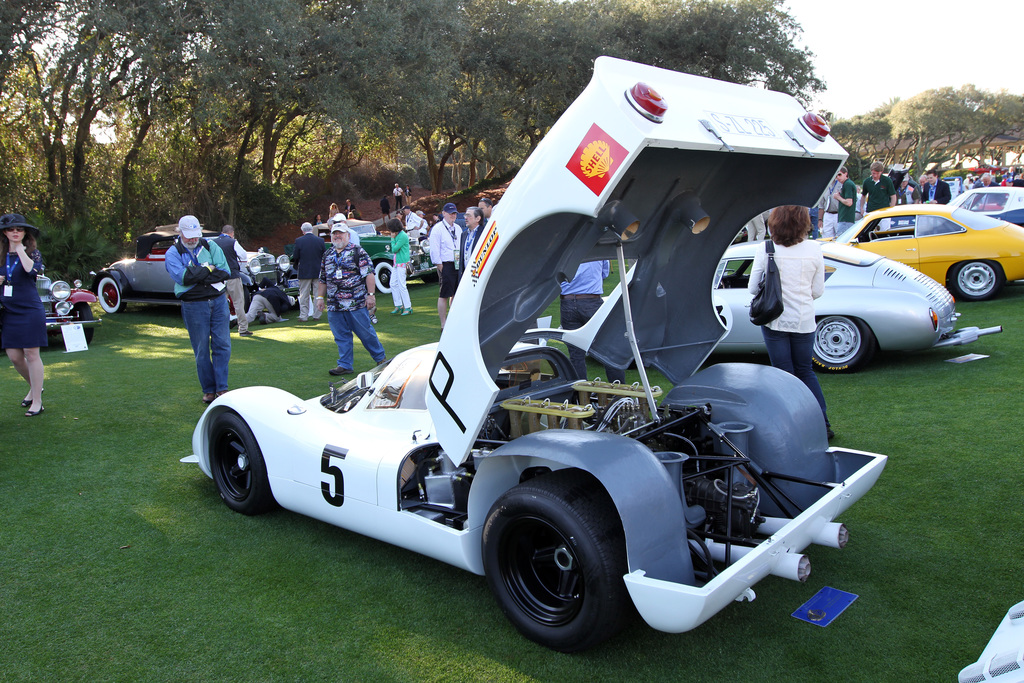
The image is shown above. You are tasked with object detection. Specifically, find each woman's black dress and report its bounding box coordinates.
[1,250,48,349]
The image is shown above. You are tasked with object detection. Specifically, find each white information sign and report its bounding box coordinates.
[60,324,89,352]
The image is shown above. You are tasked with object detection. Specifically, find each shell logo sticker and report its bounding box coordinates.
[567,123,628,195]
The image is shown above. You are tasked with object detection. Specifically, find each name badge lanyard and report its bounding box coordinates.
[5,254,17,296]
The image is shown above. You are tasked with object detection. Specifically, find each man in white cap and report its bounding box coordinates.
[164,215,233,403]
[316,223,386,376]
[291,221,326,321]
[329,212,359,245]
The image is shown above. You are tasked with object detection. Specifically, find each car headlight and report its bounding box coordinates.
[73,279,83,288]
[248,257,262,275]
[277,254,290,270]
[55,301,73,316]
[51,280,72,301]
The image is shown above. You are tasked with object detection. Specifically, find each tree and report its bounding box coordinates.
[890,87,983,171]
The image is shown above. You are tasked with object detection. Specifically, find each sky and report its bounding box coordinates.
[782,0,1024,119]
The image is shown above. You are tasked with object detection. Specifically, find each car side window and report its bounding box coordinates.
[915,216,963,238]
[867,215,915,241]
[715,258,751,289]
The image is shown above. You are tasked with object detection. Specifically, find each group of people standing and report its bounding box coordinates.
[165,213,388,401]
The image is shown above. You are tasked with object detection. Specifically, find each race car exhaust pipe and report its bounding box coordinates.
[758,517,849,549]
[704,540,811,582]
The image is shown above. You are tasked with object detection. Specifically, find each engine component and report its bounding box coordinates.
[686,477,762,539]
[422,454,472,511]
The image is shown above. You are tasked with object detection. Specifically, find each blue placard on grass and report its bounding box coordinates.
[792,586,858,627]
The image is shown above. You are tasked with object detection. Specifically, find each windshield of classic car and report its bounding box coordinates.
[962,192,1008,212]
[366,350,431,411]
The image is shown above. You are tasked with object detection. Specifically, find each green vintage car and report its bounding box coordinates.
[314,220,437,293]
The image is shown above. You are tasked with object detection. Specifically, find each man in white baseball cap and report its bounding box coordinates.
[316,224,386,376]
[164,215,233,403]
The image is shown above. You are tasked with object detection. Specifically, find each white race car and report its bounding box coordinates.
[189,57,888,651]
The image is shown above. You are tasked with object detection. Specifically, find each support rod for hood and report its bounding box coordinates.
[615,243,660,423]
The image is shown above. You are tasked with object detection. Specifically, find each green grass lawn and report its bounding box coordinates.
[2,278,1021,682]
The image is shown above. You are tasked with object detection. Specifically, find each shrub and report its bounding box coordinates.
[35,216,118,282]
[236,180,305,239]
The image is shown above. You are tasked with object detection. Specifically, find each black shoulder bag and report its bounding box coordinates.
[749,240,784,326]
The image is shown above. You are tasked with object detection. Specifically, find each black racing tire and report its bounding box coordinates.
[374,261,393,294]
[812,315,877,373]
[948,260,1005,301]
[209,411,277,515]
[95,275,125,313]
[482,469,631,652]
[72,303,95,344]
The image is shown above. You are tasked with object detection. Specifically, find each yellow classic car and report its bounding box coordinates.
[834,205,1024,300]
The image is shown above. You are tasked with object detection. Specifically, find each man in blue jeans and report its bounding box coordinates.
[316,224,386,376]
[559,261,625,383]
[165,215,232,403]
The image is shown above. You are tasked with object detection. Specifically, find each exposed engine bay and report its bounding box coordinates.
[395,377,818,585]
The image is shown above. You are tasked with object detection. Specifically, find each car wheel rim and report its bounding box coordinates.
[213,427,252,501]
[957,262,996,297]
[815,317,861,364]
[101,282,119,308]
[499,515,584,626]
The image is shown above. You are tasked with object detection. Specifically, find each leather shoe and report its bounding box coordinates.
[329,366,352,376]
[202,393,216,404]
[239,331,253,336]
[24,406,44,417]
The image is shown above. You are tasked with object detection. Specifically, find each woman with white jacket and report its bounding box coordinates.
[748,205,832,439]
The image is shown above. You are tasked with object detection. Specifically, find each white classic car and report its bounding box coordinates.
[713,241,1002,371]
[188,57,888,651]
[949,186,1024,227]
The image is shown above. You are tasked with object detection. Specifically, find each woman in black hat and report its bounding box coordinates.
[0,213,47,416]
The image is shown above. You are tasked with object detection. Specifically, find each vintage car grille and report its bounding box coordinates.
[876,261,954,315]
[35,276,53,300]
[252,253,276,269]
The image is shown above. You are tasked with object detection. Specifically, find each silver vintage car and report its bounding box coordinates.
[92,226,290,314]
[713,241,1002,371]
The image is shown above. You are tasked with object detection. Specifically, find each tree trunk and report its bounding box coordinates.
[120,104,152,235]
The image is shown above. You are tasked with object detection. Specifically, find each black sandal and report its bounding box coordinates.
[24,407,44,417]
[21,389,42,407]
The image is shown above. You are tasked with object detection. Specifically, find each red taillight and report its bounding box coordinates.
[799,112,830,141]
[626,82,667,123]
